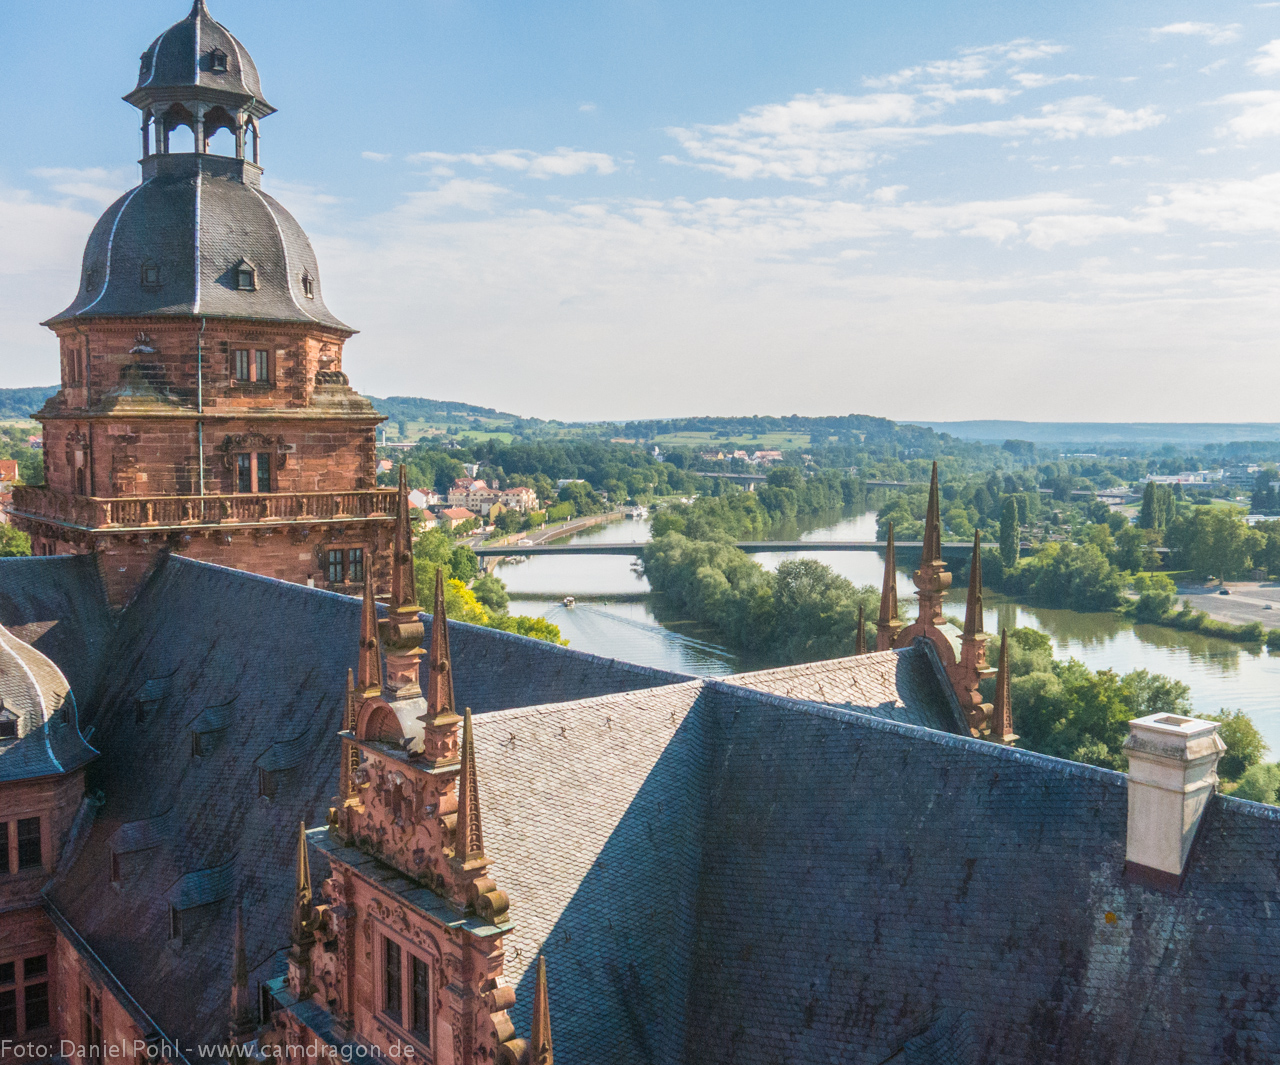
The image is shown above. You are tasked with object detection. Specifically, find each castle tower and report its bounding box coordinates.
[7,0,395,603]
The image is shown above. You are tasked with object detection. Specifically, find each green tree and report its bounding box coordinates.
[1112,525,1153,573]
[1232,763,1280,805]
[1165,507,1263,580]
[0,524,31,557]
[1131,572,1177,621]
[1207,710,1269,783]
[472,574,509,613]
[765,465,805,490]
[1138,482,1174,531]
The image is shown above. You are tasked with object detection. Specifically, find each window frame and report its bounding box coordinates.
[235,262,257,291]
[82,983,103,1054]
[233,349,251,382]
[16,818,41,872]
[255,349,270,383]
[0,954,51,1037]
[301,272,315,299]
[256,451,272,494]
[375,928,434,1052]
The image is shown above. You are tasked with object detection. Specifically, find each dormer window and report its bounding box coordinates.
[141,261,161,287]
[209,49,228,73]
[301,272,315,299]
[235,260,257,291]
[0,705,16,740]
[84,267,98,293]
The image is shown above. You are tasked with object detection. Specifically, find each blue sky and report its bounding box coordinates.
[3,1,1280,422]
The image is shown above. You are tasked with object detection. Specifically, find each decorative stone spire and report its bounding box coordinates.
[420,568,462,768]
[229,904,255,1041]
[990,629,1018,745]
[379,467,425,697]
[530,955,554,1065]
[963,530,983,640]
[854,604,867,655]
[911,462,952,626]
[454,706,485,865]
[357,563,382,697]
[288,821,319,999]
[292,820,313,944]
[876,522,903,651]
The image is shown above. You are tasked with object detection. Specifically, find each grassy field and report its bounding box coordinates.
[648,430,814,450]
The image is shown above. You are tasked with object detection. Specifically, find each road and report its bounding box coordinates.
[1174,581,1280,627]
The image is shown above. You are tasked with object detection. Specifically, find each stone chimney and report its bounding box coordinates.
[1123,713,1226,891]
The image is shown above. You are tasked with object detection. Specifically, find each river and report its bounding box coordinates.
[494,510,1280,753]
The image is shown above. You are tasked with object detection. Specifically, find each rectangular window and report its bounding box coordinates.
[256,453,272,493]
[23,956,46,980]
[24,979,48,1030]
[169,906,182,942]
[82,986,103,1052]
[16,819,40,870]
[237,453,252,493]
[347,548,364,583]
[383,937,402,1024]
[411,954,431,1040]
[0,989,14,1037]
[0,823,8,875]
[327,549,344,585]
[110,850,121,886]
[255,350,269,383]
[0,963,13,984]
[233,349,250,382]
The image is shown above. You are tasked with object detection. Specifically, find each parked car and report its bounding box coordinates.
[1218,588,1231,595]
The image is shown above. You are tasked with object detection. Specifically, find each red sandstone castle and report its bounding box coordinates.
[8,0,395,606]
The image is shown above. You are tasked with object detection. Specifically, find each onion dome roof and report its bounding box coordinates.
[126,0,272,114]
[46,155,351,332]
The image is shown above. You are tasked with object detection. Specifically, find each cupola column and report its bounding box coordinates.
[235,114,246,159]
[141,111,152,157]
[194,103,206,154]
[251,118,260,164]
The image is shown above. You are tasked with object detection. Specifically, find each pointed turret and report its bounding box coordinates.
[229,905,255,1041]
[963,530,984,640]
[344,667,357,732]
[875,522,903,651]
[357,564,383,696]
[287,821,319,1000]
[855,604,867,655]
[420,568,463,768]
[292,820,313,943]
[379,466,426,696]
[990,629,1018,745]
[391,465,417,613]
[911,461,952,626]
[454,706,485,865]
[530,955,554,1065]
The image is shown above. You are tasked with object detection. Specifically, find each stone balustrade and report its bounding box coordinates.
[9,485,398,531]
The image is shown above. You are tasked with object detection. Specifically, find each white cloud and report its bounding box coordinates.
[1151,22,1242,45]
[667,92,1163,184]
[1218,90,1280,138]
[408,148,616,179]
[579,103,597,113]
[1249,39,1280,75]
[29,166,131,207]
[362,151,391,162]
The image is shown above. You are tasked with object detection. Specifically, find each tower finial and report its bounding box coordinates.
[294,820,312,918]
[855,603,867,655]
[454,706,485,864]
[530,955,554,1065]
[963,530,983,639]
[419,567,462,767]
[990,629,1018,745]
[229,904,255,1040]
[288,821,319,999]
[875,522,903,651]
[922,461,942,567]
[357,562,382,695]
[390,465,418,614]
[911,461,952,625]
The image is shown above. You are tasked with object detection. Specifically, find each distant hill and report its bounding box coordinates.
[915,420,1280,446]
[363,395,534,424]
[0,386,56,420]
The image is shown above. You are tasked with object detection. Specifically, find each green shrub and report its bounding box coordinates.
[1232,763,1280,805]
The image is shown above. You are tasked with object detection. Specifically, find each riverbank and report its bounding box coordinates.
[1175,579,1280,626]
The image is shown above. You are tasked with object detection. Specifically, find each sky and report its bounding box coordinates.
[3,1,1280,423]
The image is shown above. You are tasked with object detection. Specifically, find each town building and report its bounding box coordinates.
[4,0,396,605]
[1,5,1279,1063]
[438,506,478,529]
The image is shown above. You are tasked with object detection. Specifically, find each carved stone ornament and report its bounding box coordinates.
[129,332,157,355]
[216,432,294,470]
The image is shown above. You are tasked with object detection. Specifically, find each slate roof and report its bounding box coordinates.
[0,622,72,737]
[722,643,965,734]
[0,554,113,709]
[0,711,97,784]
[36,554,1280,1061]
[46,555,696,1045]
[126,0,270,110]
[48,153,350,331]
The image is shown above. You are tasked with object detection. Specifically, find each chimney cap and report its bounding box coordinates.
[1124,712,1225,763]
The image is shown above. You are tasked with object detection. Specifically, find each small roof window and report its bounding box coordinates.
[301,272,315,299]
[141,262,161,288]
[209,49,228,74]
[235,260,257,291]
